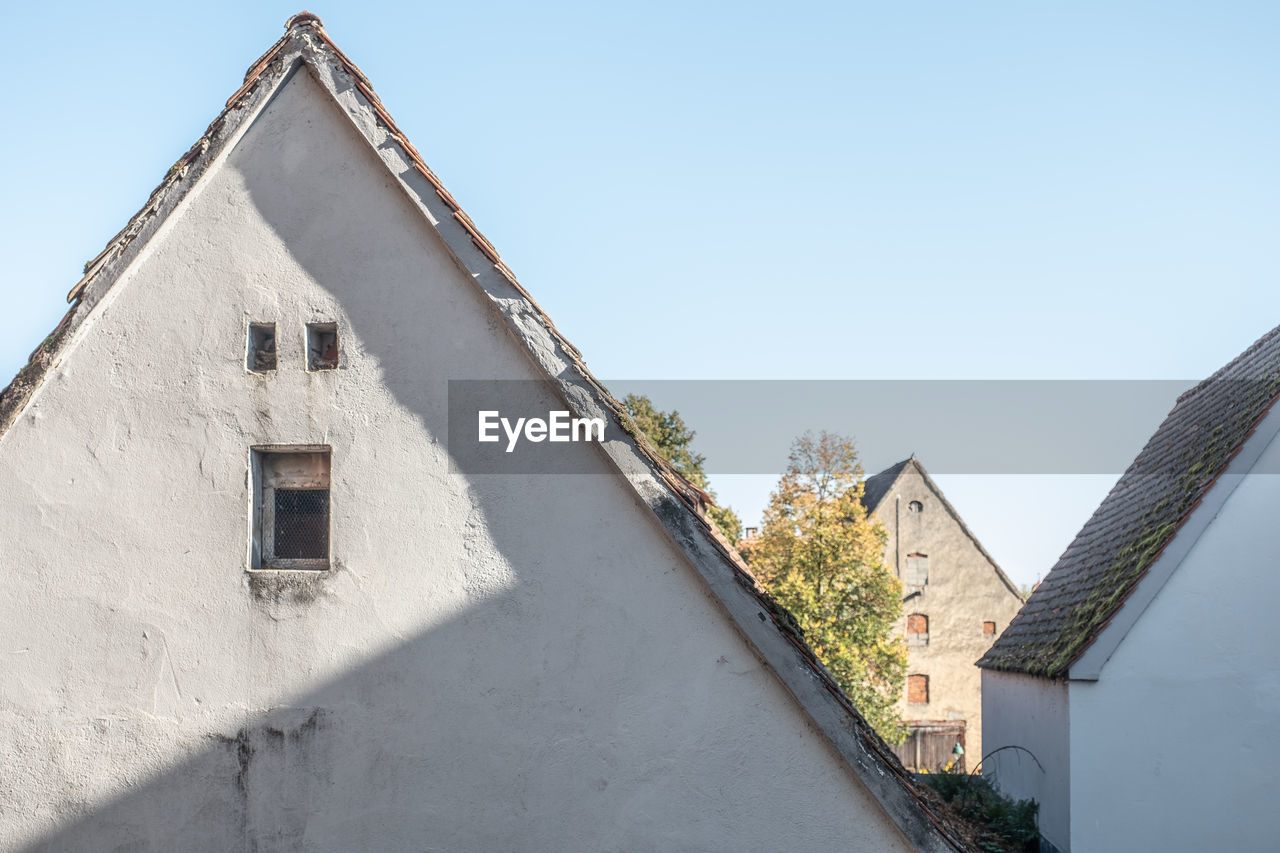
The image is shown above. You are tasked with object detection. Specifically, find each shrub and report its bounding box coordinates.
[920,768,1039,852]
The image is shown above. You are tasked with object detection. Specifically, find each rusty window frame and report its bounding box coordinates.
[907,613,929,645]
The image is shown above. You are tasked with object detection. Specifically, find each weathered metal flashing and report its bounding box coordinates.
[0,13,970,850]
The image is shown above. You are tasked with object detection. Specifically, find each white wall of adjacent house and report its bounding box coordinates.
[981,669,1071,852]
[0,68,912,851]
[1067,419,1280,852]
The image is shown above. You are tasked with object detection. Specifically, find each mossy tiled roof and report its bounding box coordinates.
[979,324,1280,678]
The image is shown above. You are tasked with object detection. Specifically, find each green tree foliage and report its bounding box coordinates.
[622,394,742,542]
[745,431,908,743]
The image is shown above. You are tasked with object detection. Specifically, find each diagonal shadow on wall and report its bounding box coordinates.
[10,63,905,853]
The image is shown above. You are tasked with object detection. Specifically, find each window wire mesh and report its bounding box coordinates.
[274,488,329,559]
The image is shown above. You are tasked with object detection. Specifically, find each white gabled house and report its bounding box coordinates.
[0,14,967,851]
[979,325,1280,852]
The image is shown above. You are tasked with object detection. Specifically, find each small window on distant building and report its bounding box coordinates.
[908,500,923,513]
[251,447,331,571]
[248,323,276,372]
[907,613,929,645]
[307,322,339,371]
[744,527,759,539]
[905,552,929,586]
[907,674,928,704]
[983,620,997,636]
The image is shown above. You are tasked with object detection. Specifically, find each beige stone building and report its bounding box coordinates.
[861,457,1023,769]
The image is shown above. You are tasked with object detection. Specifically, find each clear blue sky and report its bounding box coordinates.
[2,2,1277,585]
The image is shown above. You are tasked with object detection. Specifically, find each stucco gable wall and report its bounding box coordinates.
[874,464,1023,761]
[1067,419,1280,852]
[0,69,911,851]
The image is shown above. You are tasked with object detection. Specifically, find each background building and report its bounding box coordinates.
[862,457,1024,769]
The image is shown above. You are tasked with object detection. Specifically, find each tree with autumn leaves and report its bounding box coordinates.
[622,400,905,741]
[745,431,908,743]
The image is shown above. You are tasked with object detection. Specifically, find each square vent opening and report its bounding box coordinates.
[247,323,277,372]
[307,323,338,371]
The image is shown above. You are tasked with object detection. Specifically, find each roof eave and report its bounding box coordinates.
[1067,400,1280,680]
[980,355,1280,679]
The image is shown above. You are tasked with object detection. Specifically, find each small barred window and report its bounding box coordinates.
[252,447,331,571]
